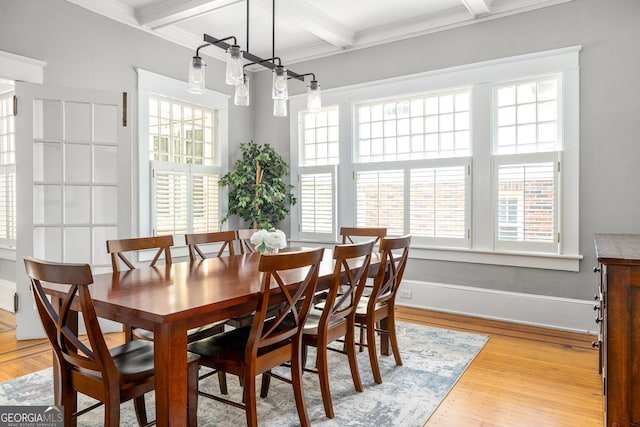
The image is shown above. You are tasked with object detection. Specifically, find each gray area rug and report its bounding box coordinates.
[0,322,487,426]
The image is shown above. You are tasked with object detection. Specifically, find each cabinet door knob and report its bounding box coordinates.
[591,341,599,348]
[594,294,600,301]
[593,304,600,311]
[593,266,601,273]
[595,316,603,324]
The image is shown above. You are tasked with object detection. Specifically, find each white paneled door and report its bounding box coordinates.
[15,83,131,339]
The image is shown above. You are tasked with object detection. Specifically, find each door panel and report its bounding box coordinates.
[15,83,131,339]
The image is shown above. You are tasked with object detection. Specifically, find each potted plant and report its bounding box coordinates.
[220,141,296,229]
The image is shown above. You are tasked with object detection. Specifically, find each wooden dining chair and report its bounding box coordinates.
[236,229,257,254]
[24,257,200,427]
[188,247,325,427]
[106,235,173,272]
[298,240,374,419]
[354,234,411,384]
[105,235,174,342]
[340,227,387,246]
[185,230,237,261]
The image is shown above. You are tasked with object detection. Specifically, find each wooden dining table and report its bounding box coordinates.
[40,248,384,427]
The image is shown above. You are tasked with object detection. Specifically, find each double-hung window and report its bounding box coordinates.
[0,91,15,247]
[149,96,221,236]
[493,75,561,253]
[138,69,228,239]
[297,107,338,241]
[354,91,471,246]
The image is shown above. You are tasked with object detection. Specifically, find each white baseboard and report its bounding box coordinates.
[0,280,15,313]
[397,280,596,335]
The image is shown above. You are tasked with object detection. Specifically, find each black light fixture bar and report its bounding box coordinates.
[202,33,305,82]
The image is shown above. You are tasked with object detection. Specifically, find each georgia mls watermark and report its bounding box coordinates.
[0,406,63,427]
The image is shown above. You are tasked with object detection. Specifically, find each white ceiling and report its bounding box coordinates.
[65,0,570,65]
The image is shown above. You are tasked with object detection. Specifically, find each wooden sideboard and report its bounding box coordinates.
[594,234,640,427]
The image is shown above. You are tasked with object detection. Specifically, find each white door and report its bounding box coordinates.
[14,83,131,339]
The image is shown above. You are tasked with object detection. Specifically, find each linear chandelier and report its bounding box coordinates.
[187,0,321,116]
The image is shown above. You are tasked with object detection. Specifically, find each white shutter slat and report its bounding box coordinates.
[356,170,404,236]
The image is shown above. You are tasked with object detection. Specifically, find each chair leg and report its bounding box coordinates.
[104,396,121,427]
[345,322,363,392]
[386,314,403,366]
[133,395,147,426]
[260,371,271,398]
[243,373,259,427]
[188,360,199,427]
[291,341,311,427]
[366,320,383,384]
[217,371,228,395]
[60,380,77,427]
[316,341,335,419]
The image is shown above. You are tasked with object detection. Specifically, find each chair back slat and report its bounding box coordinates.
[106,235,173,272]
[368,235,411,307]
[246,248,324,359]
[185,230,237,261]
[340,227,387,246]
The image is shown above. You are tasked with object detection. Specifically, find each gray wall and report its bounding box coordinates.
[253,0,640,300]
[2,0,639,302]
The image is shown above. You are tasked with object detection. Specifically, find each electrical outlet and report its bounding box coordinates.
[399,289,412,299]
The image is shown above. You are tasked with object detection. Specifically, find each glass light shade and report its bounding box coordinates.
[234,76,250,106]
[225,45,243,85]
[307,80,321,111]
[272,66,288,100]
[273,98,287,117]
[188,56,206,94]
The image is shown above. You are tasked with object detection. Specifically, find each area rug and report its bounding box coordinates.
[0,322,487,426]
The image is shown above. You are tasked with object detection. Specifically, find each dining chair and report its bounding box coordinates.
[188,247,325,427]
[24,257,200,427]
[354,234,411,384]
[236,229,257,254]
[297,240,374,419]
[340,227,387,246]
[106,235,174,342]
[106,235,173,272]
[185,230,237,261]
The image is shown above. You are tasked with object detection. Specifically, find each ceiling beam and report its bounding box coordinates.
[460,0,490,17]
[258,0,355,49]
[136,0,242,29]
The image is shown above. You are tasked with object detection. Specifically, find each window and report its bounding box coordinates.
[149,96,220,236]
[289,47,580,270]
[298,107,338,241]
[138,69,229,239]
[0,91,15,247]
[353,90,472,247]
[493,75,561,252]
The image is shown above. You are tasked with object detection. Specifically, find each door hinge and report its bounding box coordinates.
[558,232,561,243]
[12,95,17,116]
[13,292,18,313]
[122,92,128,127]
[558,161,561,173]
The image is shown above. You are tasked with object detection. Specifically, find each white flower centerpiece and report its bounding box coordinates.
[250,228,287,254]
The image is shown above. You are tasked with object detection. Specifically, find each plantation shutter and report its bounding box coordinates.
[152,165,188,236]
[0,164,15,246]
[298,165,336,241]
[192,170,220,234]
[493,153,558,253]
[410,164,469,246]
[355,169,404,236]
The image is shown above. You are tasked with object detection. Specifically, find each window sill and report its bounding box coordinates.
[290,239,582,272]
[0,246,16,261]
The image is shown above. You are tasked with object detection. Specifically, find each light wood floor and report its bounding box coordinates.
[0,307,602,426]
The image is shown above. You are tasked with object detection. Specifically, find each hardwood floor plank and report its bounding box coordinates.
[0,307,602,426]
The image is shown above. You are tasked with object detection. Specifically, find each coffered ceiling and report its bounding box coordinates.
[65,0,571,64]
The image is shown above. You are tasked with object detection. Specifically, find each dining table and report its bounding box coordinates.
[40,248,385,427]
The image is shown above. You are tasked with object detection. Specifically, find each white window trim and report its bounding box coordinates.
[137,69,229,242]
[289,46,581,271]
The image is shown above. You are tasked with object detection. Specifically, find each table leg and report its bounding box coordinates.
[154,321,189,427]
